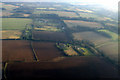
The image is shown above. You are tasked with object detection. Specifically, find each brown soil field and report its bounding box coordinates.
[32,41,64,61]
[73,31,110,46]
[2,40,34,62]
[5,56,119,79]
[64,20,103,28]
[32,31,68,41]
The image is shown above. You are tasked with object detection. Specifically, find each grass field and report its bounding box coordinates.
[97,29,118,41]
[73,31,110,46]
[33,11,79,18]
[64,20,103,29]
[2,18,32,30]
[1,30,22,39]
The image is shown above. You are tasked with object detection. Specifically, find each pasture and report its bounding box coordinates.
[32,31,68,41]
[32,41,64,61]
[33,11,79,18]
[2,18,32,30]
[64,20,103,29]
[2,40,35,62]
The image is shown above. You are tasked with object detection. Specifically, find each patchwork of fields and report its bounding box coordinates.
[1,2,119,79]
[33,11,79,18]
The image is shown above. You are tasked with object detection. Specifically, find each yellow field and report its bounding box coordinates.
[34,26,61,32]
[1,30,22,39]
[64,47,79,56]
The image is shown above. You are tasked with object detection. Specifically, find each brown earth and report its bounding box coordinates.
[32,41,64,61]
[32,31,68,41]
[5,56,119,80]
[2,40,35,62]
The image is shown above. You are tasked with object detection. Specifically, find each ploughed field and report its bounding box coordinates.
[5,56,119,79]
[2,40,35,62]
[32,31,68,41]
[32,41,64,61]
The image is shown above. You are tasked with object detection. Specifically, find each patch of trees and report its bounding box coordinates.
[101,23,118,34]
[60,17,97,22]
[30,14,60,20]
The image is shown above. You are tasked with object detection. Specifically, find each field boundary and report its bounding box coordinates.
[4,62,8,80]
[30,41,39,61]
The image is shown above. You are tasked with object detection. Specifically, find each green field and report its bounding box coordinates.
[2,18,32,30]
[97,29,118,41]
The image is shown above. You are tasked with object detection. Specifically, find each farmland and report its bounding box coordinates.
[1,30,22,39]
[32,31,68,41]
[97,29,118,41]
[33,11,79,18]
[2,18,32,30]
[78,13,114,21]
[98,42,118,62]
[64,20,103,29]
[1,2,119,80]
[2,40,35,62]
[32,41,64,61]
[5,56,119,79]
[73,31,110,46]
[34,26,61,32]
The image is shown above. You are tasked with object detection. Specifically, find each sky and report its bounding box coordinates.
[1,0,120,12]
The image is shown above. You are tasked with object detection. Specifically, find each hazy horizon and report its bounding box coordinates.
[1,0,119,12]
